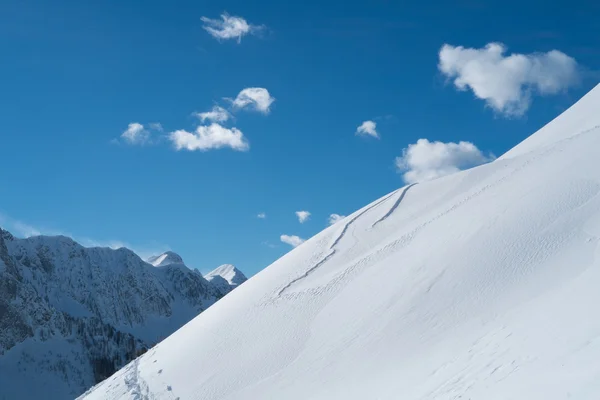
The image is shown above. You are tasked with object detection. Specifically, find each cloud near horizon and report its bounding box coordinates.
[396,139,494,184]
[438,42,579,116]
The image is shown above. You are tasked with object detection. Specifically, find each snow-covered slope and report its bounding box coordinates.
[0,238,230,399]
[205,264,247,295]
[82,84,600,400]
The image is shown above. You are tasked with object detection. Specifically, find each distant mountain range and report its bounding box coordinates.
[0,228,246,399]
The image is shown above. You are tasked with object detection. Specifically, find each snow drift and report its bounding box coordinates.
[82,84,600,400]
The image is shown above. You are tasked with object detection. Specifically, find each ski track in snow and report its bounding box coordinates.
[123,358,146,400]
[275,143,554,301]
[372,183,417,227]
[270,124,598,307]
[285,138,564,303]
[276,190,398,297]
[123,356,158,400]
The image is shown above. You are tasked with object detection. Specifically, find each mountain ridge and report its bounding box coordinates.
[0,230,245,399]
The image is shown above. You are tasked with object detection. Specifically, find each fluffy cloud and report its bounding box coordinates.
[230,88,275,114]
[119,122,164,145]
[195,106,231,123]
[201,13,264,43]
[295,211,311,223]
[356,120,379,138]
[121,123,149,145]
[280,234,305,248]
[169,123,249,152]
[395,139,493,184]
[438,42,579,116]
[328,214,345,225]
[257,212,266,219]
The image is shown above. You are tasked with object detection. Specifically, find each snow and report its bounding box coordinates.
[204,274,233,296]
[205,264,247,287]
[147,251,184,267]
[83,84,600,399]
[205,265,247,296]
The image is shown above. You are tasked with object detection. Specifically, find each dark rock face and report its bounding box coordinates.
[0,228,232,399]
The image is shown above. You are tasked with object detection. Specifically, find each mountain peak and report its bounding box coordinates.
[147,251,184,267]
[0,227,15,242]
[205,264,247,287]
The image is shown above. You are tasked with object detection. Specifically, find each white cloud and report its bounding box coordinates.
[356,120,379,138]
[201,13,264,43]
[438,42,579,116]
[395,138,494,184]
[169,123,249,152]
[149,122,164,132]
[195,106,231,123]
[116,122,164,146]
[280,234,305,248]
[257,212,266,219]
[121,122,150,145]
[295,211,311,223]
[328,214,346,225]
[230,87,275,114]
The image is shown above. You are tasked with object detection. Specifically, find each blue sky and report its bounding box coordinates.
[1,0,598,276]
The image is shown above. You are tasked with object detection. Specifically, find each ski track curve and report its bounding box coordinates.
[276,190,398,297]
[317,138,567,296]
[276,137,568,303]
[372,183,417,228]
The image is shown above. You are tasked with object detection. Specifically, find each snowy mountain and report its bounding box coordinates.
[81,84,600,400]
[0,236,240,399]
[147,251,185,267]
[204,264,247,295]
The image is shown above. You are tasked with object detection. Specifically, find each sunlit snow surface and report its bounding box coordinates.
[82,85,600,400]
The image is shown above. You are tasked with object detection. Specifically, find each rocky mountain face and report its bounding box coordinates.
[0,228,244,399]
